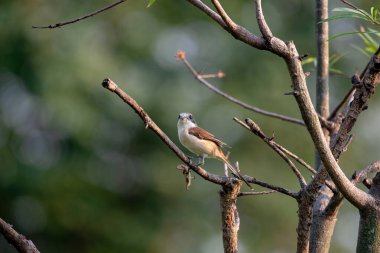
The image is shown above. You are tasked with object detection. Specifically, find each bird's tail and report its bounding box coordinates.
[220,157,253,189]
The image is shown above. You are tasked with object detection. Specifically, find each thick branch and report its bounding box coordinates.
[101,78,228,185]
[285,41,372,209]
[0,218,40,253]
[32,0,126,29]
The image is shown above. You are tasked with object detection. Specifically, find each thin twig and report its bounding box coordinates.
[254,0,273,40]
[238,190,276,197]
[102,78,228,186]
[211,0,238,31]
[245,176,299,199]
[273,143,317,174]
[0,217,40,253]
[233,117,307,189]
[32,0,126,29]
[176,51,305,126]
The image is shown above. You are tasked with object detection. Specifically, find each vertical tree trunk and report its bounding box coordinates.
[220,181,241,253]
[309,1,341,252]
[315,0,329,120]
[310,186,342,253]
[357,173,380,253]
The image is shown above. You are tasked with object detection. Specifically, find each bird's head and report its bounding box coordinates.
[178,112,197,128]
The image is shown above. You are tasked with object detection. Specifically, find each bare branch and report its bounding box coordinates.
[273,143,317,174]
[32,0,126,29]
[177,51,305,126]
[238,190,276,197]
[351,161,380,185]
[285,41,374,209]
[329,47,380,121]
[0,217,40,253]
[185,0,289,56]
[211,0,238,31]
[102,78,228,186]
[254,0,273,40]
[244,176,299,199]
[234,117,307,188]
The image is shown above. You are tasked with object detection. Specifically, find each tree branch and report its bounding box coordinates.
[285,41,373,209]
[176,51,305,126]
[254,0,273,40]
[32,0,126,29]
[352,161,380,185]
[101,78,229,186]
[238,190,276,197]
[186,0,289,56]
[244,176,299,199]
[0,217,40,253]
[234,117,307,189]
[211,0,238,31]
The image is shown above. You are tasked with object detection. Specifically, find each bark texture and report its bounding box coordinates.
[357,173,380,253]
[220,180,241,253]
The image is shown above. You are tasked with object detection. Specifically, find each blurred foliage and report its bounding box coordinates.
[0,0,379,253]
[323,3,380,39]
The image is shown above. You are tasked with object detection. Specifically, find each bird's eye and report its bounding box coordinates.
[189,115,193,119]
[178,114,181,119]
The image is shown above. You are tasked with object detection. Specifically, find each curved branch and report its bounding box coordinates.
[101,78,228,186]
[177,51,305,126]
[254,0,273,40]
[186,0,287,54]
[285,41,372,209]
[33,0,126,29]
[0,217,40,253]
[211,0,238,31]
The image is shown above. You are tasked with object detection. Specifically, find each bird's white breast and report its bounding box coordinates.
[177,124,215,157]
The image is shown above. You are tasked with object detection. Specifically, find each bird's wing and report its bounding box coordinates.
[188,127,229,148]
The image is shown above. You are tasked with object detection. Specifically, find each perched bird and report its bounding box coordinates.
[177,112,252,188]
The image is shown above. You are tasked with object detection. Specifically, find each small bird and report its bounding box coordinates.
[177,112,252,188]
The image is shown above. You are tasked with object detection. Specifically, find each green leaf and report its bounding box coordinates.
[351,44,371,57]
[321,13,370,23]
[329,31,380,40]
[301,56,316,66]
[147,0,156,7]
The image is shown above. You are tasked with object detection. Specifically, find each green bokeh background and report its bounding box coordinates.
[0,0,379,252]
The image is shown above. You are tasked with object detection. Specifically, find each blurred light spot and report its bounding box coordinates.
[17,129,61,169]
[153,28,198,69]
[0,74,36,135]
[12,196,47,233]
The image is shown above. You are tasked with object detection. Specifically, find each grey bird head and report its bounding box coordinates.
[178,112,197,125]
